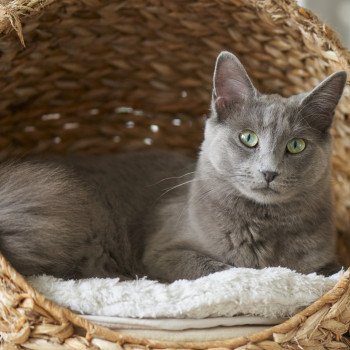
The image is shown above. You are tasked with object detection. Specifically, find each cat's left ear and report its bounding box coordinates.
[300,71,347,132]
[213,51,257,116]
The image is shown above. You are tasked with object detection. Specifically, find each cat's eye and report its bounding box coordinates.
[286,138,306,154]
[239,130,258,148]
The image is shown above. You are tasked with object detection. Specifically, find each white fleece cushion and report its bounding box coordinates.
[28,267,342,319]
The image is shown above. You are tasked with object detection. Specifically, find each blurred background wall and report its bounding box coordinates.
[299,0,350,49]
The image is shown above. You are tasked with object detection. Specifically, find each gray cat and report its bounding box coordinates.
[0,52,346,282]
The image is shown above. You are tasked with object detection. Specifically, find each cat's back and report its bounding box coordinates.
[62,150,194,207]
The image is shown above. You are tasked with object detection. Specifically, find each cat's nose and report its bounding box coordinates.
[261,171,279,183]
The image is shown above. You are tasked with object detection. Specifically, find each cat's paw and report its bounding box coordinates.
[207,261,233,274]
[316,261,342,276]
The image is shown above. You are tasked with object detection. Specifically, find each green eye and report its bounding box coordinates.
[239,130,258,148]
[287,138,306,154]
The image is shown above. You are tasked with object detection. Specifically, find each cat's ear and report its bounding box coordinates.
[213,51,256,116]
[300,71,347,132]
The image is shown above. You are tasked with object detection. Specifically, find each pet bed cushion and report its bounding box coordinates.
[27,267,342,341]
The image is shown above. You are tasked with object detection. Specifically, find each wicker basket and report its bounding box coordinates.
[0,0,349,349]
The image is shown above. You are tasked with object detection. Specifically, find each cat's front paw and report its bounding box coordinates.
[207,261,233,274]
[316,261,342,276]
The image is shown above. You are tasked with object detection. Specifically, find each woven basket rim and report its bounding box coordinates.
[1,253,349,348]
[1,0,350,56]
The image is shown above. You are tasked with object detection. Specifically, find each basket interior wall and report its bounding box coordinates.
[0,0,349,263]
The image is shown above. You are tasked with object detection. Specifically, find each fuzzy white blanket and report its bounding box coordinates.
[28,267,342,319]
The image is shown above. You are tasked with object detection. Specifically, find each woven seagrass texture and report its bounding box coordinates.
[0,0,349,348]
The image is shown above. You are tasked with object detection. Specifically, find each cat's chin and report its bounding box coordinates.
[238,186,289,205]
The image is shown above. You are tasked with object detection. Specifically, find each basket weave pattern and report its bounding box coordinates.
[0,0,349,348]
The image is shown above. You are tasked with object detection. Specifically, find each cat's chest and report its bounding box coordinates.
[223,219,275,266]
[192,194,306,268]
[212,205,291,268]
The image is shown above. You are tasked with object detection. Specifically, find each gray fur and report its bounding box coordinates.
[0,52,346,281]
[0,153,193,279]
[142,52,346,280]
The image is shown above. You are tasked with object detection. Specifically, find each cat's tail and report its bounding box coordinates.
[0,160,90,278]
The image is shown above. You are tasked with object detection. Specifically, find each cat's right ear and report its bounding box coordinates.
[299,71,347,133]
[212,51,256,119]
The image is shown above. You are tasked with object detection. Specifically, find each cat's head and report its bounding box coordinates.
[201,51,347,204]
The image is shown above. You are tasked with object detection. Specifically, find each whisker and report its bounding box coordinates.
[156,178,211,202]
[161,180,195,197]
[148,171,195,187]
[174,184,215,229]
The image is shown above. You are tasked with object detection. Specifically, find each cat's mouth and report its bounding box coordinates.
[253,186,279,194]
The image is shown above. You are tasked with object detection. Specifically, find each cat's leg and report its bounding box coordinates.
[143,248,232,282]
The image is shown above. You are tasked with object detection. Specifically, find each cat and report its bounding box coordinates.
[0,51,346,282]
